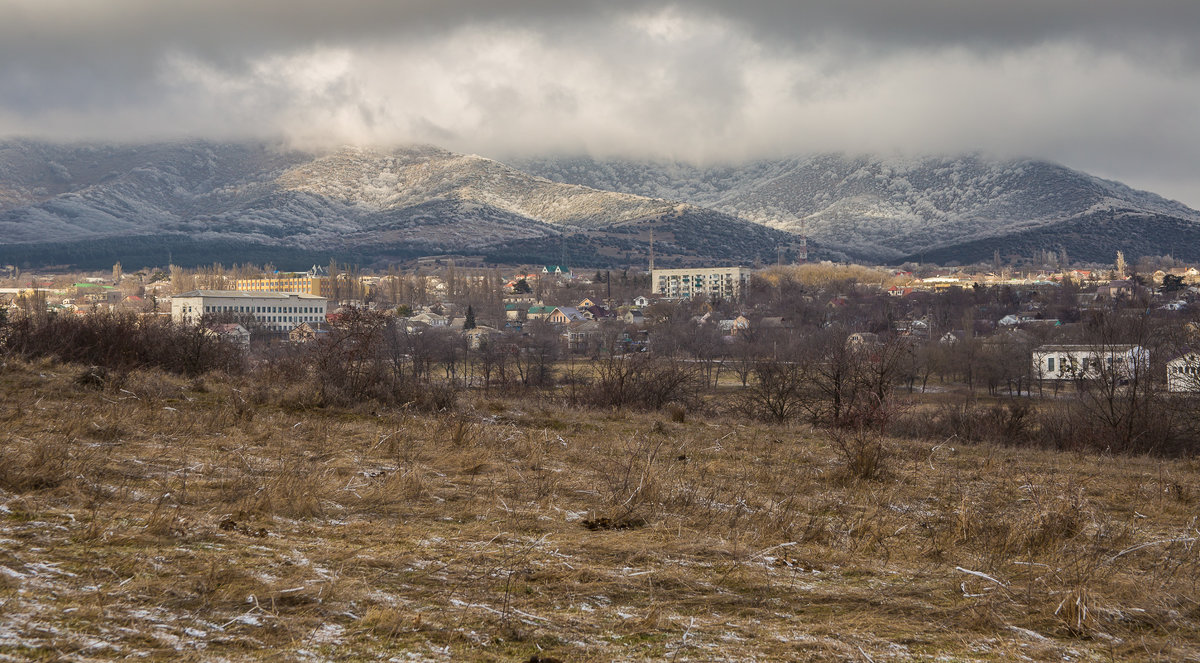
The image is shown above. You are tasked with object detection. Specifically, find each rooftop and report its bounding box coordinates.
[176,290,327,300]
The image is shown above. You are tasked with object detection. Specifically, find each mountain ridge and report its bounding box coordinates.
[0,140,802,270]
[511,153,1200,264]
[2,139,1198,270]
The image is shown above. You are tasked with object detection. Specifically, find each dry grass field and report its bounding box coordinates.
[1,357,1198,661]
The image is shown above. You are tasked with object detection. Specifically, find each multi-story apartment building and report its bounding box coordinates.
[233,273,330,297]
[652,267,749,300]
[172,290,328,333]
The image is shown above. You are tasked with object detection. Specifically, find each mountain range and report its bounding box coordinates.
[0,140,800,270]
[513,154,1200,264]
[1,139,1197,270]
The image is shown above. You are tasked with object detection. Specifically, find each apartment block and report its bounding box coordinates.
[233,274,330,297]
[651,267,749,300]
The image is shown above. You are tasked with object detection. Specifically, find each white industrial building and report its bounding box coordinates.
[172,290,328,333]
[1031,344,1149,381]
[652,267,749,300]
[1167,352,1200,393]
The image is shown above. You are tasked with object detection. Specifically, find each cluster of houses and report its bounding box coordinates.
[399,295,652,352]
[12,261,1200,392]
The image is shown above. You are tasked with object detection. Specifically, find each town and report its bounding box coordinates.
[5,254,1200,406]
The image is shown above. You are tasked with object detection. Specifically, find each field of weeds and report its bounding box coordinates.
[1,357,1198,661]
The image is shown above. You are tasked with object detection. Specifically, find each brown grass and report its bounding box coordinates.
[0,357,1197,661]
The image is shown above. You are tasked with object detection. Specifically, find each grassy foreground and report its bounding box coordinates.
[0,358,1198,662]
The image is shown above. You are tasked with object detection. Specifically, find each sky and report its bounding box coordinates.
[1,0,1199,207]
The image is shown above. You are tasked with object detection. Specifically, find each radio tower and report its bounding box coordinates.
[648,227,655,272]
[799,219,808,264]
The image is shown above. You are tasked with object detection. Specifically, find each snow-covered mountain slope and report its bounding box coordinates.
[0,141,798,269]
[511,154,1200,264]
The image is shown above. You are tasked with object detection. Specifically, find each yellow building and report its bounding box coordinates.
[234,274,329,297]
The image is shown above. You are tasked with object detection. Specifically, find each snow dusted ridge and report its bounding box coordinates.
[2,139,1199,268]
[512,154,1200,264]
[0,140,799,269]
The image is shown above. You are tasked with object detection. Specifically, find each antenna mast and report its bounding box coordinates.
[648,227,655,272]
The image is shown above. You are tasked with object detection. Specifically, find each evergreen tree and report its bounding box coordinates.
[464,305,476,330]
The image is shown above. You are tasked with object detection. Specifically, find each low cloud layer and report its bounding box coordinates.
[2,1,1198,207]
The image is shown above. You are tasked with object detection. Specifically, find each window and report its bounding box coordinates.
[1047,357,1055,372]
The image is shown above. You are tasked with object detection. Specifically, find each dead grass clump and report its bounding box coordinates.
[593,435,670,525]
[1054,587,1095,634]
[1025,500,1085,551]
[0,436,82,492]
[74,365,117,390]
[666,403,686,423]
[359,606,415,638]
[121,368,188,403]
[832,428,890,482]
[239,457,337,519]
[184,562,272,610]
[441,415,482,448]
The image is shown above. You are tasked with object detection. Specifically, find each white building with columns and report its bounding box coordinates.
[172,290,328,333]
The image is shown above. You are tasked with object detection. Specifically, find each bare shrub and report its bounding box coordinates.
[4,311,242,376]
[578,355,700,411]
[894,399,1033,445]
[303,308,459,411]
[740,361,806,422]
[832,427,890,482]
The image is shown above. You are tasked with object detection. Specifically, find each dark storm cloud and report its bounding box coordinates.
[1,1,1198,206]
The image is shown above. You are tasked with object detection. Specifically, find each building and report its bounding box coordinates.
[233,266,330,297]
[289,321,332,343]
[172,290,328,333]
[527,304,555,320]
[1031,344,1149,381]
[547,306,587,324]
[207,323,251,349]
[652,267,749,300]
[1167,352,1200,392]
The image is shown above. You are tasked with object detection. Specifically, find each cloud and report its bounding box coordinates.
[0,1,1198,206]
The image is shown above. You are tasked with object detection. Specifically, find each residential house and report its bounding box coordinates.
[208,323,251,349]
[564,320,603,351]
[464,326,499,350]
[548,306,587,324]
[409,311,449,327]
[846,332,880,348]
[717,315,751,335]
[624,309,645,325]
[939,330,971,346]
[582,305,615,320]
[289,321,332,343]
[527,304,555,320]
[1096,280,1148,300]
